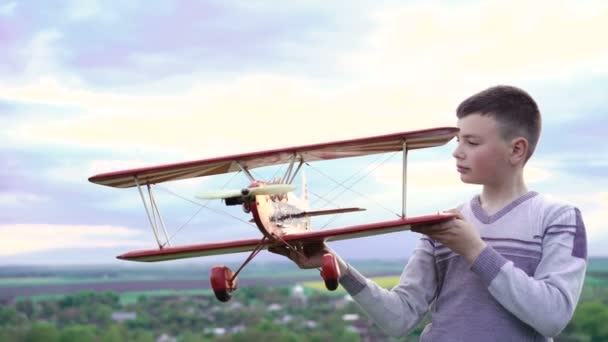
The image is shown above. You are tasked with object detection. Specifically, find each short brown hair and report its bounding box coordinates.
[456,85,541,161]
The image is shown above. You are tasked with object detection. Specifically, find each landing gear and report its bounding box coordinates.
[320,253,340,291]
[210,266,237,302]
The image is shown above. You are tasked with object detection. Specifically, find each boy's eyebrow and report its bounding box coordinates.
[457,134,480,139]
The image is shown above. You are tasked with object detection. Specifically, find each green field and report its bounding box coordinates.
[303,275,401,294]
[118,289,214,305]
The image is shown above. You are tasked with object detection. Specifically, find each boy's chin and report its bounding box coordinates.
[459,174,482,185]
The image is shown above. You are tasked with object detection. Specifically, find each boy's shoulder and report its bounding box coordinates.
[460,191,580,229]
[530,192,580,222]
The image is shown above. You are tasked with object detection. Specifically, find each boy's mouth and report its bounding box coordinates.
[456,165,470,173]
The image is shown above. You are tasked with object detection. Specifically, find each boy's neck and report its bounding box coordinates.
[480,170,528,215]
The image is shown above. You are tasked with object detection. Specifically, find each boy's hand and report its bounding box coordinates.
[411,209,487,264]
[268,242,327,269]
[268,242,348,274]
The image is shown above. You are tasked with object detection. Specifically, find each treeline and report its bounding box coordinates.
[0,288,368,342]
[1,275,608,342]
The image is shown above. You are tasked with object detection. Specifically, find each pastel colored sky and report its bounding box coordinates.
[1,0,607,265]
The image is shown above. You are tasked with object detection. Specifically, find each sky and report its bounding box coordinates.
[1,0,607,266]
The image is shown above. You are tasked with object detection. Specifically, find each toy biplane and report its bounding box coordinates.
[89,127,458,302]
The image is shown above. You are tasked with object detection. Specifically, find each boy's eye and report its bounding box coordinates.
[467,141,479,146]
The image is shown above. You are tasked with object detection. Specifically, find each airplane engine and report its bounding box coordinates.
[225,196,246,206]
[210,265,238,302]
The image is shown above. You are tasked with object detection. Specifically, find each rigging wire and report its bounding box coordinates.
[155,150,402,238]
[155,171,255,242]
[309,153,386,207]
[305,152,402,229]
[309,152,399,214]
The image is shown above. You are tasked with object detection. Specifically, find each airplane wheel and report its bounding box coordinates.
[210,266,237,302]
[214,289,232,302]
[324,278,339,291]
[320,253,340,291]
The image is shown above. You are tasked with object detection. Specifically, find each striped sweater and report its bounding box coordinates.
[339,191,587,341]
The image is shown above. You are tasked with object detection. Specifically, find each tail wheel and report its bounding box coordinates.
[320,253,340,291]
[210,266,237,302]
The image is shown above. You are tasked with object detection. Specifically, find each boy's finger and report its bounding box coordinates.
[444,208,464,219]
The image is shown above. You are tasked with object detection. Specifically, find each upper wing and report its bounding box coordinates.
[89,127,458,188]
[116,213,455,262]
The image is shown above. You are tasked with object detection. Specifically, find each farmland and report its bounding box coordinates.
[1,258,607,341]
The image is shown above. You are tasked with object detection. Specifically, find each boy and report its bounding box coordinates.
[270,85,587,341]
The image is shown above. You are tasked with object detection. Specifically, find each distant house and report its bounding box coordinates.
[231,325,246,334]
[342,313,360,322]
[267,303,283,312]
[156,333,176,342]
[303,320,318,329]
[229,301,244,310]
[274,314,293,325]
[290,284,307,306]
[111,311,137,322]
[334,294,354,309]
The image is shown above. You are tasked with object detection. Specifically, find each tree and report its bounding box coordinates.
[25,322,59,342]
[101,324,128,342]
[16,299,36,319]
[0,326,27,342]
[0,307,28,326]
[128,329,155,342]
[59,325,96,342]
[571,301,608,341]
[179,331,214,342]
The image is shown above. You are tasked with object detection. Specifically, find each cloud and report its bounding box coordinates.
[46,159,154,186]
[371,160,552,189]
[0,192,48,206]
[1,74,456,159]
[573,192,608,236]
[344,0,608,84]
[0,1,16,16]
[3,1,606,159]
[22,30,65,79]
[67,0,101,20]
[0,224,146,256]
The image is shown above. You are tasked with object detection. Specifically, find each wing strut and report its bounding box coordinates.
[281,154,297,184]
[287,159,304,184]
[134,176,171,248]
[402,140,408,218]
[236,161,255,182]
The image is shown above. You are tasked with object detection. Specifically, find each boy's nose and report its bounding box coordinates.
[452,145,464,159]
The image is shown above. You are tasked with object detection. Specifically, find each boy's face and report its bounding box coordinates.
[453,113,512,185]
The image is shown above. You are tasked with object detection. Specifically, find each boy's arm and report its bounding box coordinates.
[338,238,438,337]
[471,207,587,337]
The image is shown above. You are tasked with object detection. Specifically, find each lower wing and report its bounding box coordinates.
[118,213,455,262]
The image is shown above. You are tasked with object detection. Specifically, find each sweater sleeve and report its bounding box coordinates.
[338,237,438,337]
[470,207,587,337]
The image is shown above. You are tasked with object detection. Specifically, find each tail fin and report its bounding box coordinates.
[302,170,308,207]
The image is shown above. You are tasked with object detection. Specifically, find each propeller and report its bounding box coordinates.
[196,184,296,200]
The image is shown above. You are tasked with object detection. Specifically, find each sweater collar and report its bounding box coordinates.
[471,191,538,224]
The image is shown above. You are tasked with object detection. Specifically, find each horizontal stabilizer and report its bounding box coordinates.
[302,207,366,217]
[252,207,366,222]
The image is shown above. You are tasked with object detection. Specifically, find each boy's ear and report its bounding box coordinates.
[510,137,528,165]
